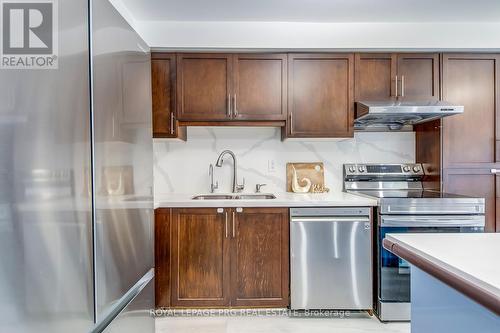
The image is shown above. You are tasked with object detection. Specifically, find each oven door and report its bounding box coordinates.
[378,215,484,303]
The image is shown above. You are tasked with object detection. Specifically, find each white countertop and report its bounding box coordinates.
[385,233,500,302]
[154,192,378,208]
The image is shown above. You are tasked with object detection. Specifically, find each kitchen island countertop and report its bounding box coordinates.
[384,233,500,316]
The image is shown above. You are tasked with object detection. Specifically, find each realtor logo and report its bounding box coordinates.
[1,0,58,69]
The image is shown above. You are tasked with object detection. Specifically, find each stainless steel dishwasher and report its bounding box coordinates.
[290,207,372,310]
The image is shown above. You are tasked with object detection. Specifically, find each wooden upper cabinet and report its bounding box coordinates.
[170,208,231,307]
[442,54,498,166]
[441,54,500,232]
[151,53,186,139]
[232,54,287,121]
[396,53,439,100]
[354,53,439,101]
[287,53,354,138]
[176,53,287,122]
[354,53,397,101]
[176,54,232,121]
[230,208,289,307]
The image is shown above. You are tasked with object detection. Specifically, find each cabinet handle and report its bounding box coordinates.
[401,75,405,97]
[227,94,231,117]
[394,75,398,97]
[170,113,174,135]
[232,211,236,238]
[225,211,229,238]
[233,94,238,117]
[289,113,293,134]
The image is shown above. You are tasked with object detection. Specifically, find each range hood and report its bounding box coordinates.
[355,100,464,130]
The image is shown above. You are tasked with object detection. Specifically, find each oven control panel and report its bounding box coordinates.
[344,163,425,176]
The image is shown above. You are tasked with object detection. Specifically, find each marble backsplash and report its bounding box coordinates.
[153,127,415,196]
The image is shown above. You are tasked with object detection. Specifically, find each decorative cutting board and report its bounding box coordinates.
[286,162,326,193]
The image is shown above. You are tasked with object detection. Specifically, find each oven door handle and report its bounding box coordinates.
[380,215,485,227]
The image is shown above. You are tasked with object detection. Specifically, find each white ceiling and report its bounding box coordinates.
[118,0,500,22]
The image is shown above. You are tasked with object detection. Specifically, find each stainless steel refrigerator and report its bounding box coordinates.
[0,0,154,332]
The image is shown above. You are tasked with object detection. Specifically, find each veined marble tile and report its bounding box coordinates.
[154,127,415,196]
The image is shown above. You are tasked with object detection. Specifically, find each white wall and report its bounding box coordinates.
[138,21,500,50]
[153,127,415,195]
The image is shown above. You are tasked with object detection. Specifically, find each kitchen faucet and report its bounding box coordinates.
[215,150,245,193]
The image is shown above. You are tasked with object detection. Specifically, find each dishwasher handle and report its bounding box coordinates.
[291,216,370,223]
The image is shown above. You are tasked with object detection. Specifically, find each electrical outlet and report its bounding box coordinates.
[268,160,276,173]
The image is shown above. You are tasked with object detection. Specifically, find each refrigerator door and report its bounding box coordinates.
[90,0,154,328]
[0,0,94,332]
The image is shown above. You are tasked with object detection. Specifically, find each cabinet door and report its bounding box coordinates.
[171,208,231,307]
[442,54,500,232]
[396,53,439,100]
[155,209,171,308]
[151,54,186,139]
[176,54,232,121]
[355,53,397,100]
[230,208,289,307]
[233,54,287,121]
[287,53,354,138]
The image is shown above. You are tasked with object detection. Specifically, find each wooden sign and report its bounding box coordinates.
[286,162,325,193]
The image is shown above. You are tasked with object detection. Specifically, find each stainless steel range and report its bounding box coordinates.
[343,163,485,322]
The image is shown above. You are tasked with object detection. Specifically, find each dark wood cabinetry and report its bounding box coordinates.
[151,53,186,139]
[170,208,231,307]
[152,52,443,139]
[355,53,396,100]
[396,53,439,100]
[176,53,286,123]
[230,208,289,307]
[354,53,439,101]
[155,209,171,308]
[415,119,442,191]
[441,54,500,232]
[176,53,233,121]
[233,54,287,121]
[287,53,354,138]
[155,207,289,308]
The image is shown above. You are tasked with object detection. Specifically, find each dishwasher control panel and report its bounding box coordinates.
[290,207,370,217]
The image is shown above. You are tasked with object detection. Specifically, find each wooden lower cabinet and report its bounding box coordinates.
[155,207,290,308]
[230,208,289,307]
[170,208,231,307]
[155,209,172,308]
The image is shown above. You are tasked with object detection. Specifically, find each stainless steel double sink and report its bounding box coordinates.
[192,194,276,200]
